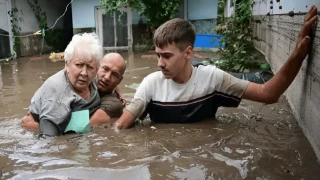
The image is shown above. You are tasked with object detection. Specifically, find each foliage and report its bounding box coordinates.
[27,0,67,51]
[214,0,260,73]
[100,0,183,29]
[8,7,22,54]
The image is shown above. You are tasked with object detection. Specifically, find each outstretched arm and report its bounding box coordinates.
[243,6,318,104]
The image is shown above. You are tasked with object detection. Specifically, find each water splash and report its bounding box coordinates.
[212,153,249,179]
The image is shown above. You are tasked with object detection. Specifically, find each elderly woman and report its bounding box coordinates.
[22,32,109,137]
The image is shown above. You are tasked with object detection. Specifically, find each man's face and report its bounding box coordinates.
[156,44,192,81]
[97,57,124,93]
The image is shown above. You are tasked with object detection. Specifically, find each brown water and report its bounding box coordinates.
[0,52,319,180]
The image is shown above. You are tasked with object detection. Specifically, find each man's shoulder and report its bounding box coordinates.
[100,93,123,118]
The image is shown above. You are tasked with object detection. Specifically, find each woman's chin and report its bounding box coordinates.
[74,83,89,91]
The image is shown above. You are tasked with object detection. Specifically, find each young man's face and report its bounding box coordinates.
[155,44,193,81]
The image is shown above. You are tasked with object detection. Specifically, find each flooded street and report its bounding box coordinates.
[0,52,319,180]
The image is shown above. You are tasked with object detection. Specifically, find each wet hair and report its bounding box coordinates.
[64,32,103,66]
[153,18,196,51]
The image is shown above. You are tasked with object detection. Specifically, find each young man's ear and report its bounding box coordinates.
[185,46,194,60]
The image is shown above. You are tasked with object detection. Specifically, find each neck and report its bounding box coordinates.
[172,62,193,84]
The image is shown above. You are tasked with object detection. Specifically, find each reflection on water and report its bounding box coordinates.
[0,52,320,179]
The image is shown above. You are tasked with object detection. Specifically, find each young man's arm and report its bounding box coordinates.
[113,110,136,129]
[112,75,152,129]
[243,6,318,103]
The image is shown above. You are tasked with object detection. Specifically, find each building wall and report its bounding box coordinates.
[187,0,218,34]
[0,0,11,33]
[71,0,144,29]
[0,0,12,58]
[252,0,320,160]
[188,0,218,20]
[71,0,100,29]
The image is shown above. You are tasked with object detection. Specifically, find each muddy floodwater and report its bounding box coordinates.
[0,52,319,180]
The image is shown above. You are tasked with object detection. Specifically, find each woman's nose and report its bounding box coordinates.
[80,66,88,76]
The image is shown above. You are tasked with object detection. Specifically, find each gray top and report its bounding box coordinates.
[29,69,100,137]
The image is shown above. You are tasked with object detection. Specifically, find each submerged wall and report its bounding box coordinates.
[251,0,320,160]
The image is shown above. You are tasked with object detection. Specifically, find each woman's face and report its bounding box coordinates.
[65,52,98,93]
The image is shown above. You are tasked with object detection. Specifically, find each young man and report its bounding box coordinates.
[113,6,318,129]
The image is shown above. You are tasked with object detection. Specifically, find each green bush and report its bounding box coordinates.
[214,0,260,73]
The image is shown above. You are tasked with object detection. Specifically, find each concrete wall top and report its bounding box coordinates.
[225,0,320,17]
[252,0,320,15]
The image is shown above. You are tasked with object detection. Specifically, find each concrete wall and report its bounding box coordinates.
[12,0,67,33]
[10,0,71,56]
[251,0,320,160]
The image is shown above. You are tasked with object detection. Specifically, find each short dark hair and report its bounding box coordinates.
[153,18,196,51]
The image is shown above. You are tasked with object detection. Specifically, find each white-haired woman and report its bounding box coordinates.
[21,32,109,137]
